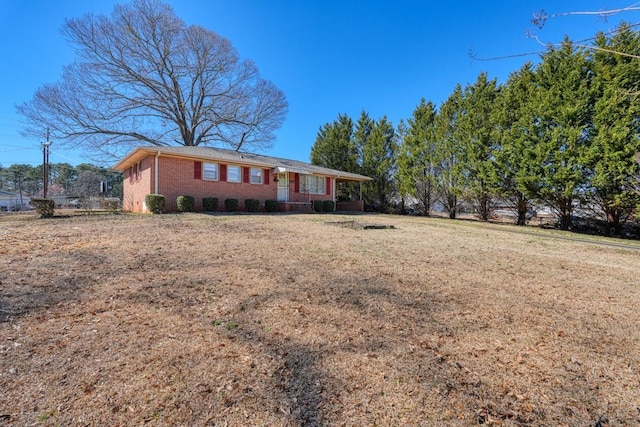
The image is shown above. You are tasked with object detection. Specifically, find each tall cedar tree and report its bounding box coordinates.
[493,63,539,225]
[310,114,360,200]
[533,39,594,230]
[588,22,640,234]
[435,85,465,219]
[396,99,438,215]
[394,119,410,213]
[457,73,501,221]
[361,116,397,212]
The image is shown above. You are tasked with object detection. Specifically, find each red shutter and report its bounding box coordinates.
[220,164,227,182]
[129,167,133,183]
[194,161,202,179]
[326,177,331,195]
[243,166,250,183]
[263,169,269,185]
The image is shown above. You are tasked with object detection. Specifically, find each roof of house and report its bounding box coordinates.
[113,146,372,181]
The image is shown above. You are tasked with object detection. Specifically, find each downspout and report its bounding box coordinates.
[154,151,160,194]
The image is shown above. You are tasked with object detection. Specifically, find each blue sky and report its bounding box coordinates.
[0,1,634,167]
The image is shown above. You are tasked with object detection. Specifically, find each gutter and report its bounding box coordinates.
[155,151,161,194]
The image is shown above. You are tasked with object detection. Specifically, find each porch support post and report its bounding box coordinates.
[333,178,336,209]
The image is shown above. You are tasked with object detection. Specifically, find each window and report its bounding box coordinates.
[227,165,241,183]
[203,162,218,180]
[250,168,262,184]
[300,175,325,194]
[130,161,142,182]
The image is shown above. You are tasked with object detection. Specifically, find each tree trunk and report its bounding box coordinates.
[515,193,529,226]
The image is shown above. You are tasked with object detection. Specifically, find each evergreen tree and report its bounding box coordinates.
[457,73,501,221]
[354,110,374,168]
[494,63,540,225]
[588,23,640,234]
[361,116,397,212]
[394,119,410,214]
[435,85,465,219]
[533,39,595,230]
[310,114,359,200]
[396,99,438,215]
[51,163,77,194]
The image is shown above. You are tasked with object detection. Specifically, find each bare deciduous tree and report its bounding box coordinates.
[17,0,288,160]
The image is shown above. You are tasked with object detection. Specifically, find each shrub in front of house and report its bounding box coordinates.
[30,197,55,218]
[323,200,335,212]
[244,199,260,213]
[313,200,324,213]
[176,195,195,212]
[145,194,165,214]
[202,197,219,212]
[264,199,279,212]
[224,198,239,212]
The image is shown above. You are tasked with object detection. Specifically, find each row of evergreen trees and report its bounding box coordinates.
[310,23,640,234]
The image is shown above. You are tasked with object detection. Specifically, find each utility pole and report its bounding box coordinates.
[42,128,52,198]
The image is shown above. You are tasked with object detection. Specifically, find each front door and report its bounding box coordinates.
[277,173,288,201]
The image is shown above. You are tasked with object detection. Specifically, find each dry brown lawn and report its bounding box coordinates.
[1,212,639,426]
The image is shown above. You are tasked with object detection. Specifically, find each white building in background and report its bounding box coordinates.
[0,190,28,211]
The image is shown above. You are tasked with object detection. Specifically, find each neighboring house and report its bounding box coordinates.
[113,146,371,213]
[0,190,28,211]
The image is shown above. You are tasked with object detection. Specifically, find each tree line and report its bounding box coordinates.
[311,23,640,235]
[0,163,123,204]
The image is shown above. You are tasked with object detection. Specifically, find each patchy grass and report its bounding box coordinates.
[1,212,639,426]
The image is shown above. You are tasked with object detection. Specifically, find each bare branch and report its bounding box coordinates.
[17,0,287,159]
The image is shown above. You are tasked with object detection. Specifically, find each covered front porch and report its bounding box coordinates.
[270,167,369,212]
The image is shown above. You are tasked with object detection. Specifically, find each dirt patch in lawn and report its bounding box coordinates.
[1,212,639,426]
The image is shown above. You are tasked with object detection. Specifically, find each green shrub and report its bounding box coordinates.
[323,200,335,212]
[313,200,324,212]
[145,194,165,214]
[202,197,219,212]
[224,198,239,212]
[245,198,260,212]
[264,199,279,212]
[176,195,195,212]
[30,198,55,218]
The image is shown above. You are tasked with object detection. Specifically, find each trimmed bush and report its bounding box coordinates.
[224,198,239,212]
[264,199,279,212]
[176,195,195,213]
[323,200,335,212]
[245,198,260,213]
[30,197,55,218]
[145,194,165,214]
[313,200,324,213]
[202,197,219,212]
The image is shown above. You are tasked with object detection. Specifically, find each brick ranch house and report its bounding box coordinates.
[113,146,371,213]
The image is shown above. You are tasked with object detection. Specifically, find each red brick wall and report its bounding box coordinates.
[122,154,336,213]
[122,157,153,212]
[158,156,280,212]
